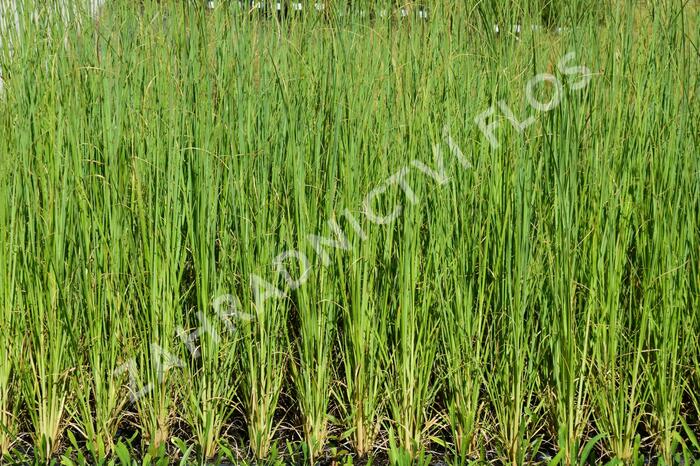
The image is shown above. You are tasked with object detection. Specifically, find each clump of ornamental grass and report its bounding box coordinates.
[0,1,698,465]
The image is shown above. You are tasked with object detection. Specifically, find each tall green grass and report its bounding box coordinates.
[0,0,698,464]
